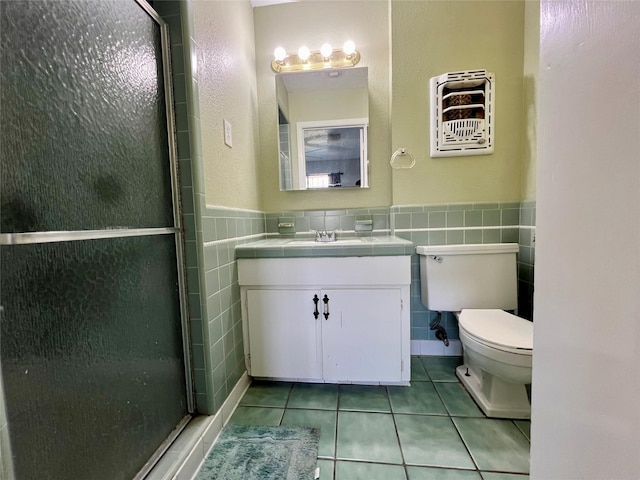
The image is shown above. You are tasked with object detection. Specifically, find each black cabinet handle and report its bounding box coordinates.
[323,294,330,320]
[313,294,319,320]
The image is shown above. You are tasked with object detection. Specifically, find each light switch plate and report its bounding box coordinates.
[224,119,232,147]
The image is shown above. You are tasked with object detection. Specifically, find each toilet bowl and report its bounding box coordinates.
[456,309,532,419]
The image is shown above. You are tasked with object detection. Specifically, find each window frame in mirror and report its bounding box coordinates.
[296,118,368,190]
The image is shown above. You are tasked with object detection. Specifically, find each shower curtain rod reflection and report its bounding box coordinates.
[0,227,178,245]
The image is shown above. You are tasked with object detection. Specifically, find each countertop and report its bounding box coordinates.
[235,235,414,258]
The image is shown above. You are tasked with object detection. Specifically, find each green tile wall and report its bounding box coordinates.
[518,201,536,320]
[154,0,208,411]
[202,207,265,412]
[391,202,535,341]
[155,1,267,415]
[262,203,535,343]
[265,207,391,235]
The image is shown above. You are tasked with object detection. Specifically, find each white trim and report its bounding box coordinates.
[203,233,265,248]
[296,117,369,131]
[204,205,264,216]
[410,339,462,356]
[296,118,368,189]
[390,202,526,210]
[394,226,506,233]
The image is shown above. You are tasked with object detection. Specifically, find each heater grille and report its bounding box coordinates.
[444,119,484,142]
[430,70,494,157]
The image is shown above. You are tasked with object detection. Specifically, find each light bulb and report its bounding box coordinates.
[298,46,310,61]
[273,46,287,62]
[343,40,356,56]
[320,43,332,58]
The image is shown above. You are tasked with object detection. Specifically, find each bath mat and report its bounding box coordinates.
[195,424,320,480]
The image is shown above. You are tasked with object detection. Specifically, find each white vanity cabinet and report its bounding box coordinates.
[245,288,322,380]
[238,256,411,385]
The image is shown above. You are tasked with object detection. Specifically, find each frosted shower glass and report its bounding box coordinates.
[1,236,187,480]
[0,1,189,479]
[0,0,174,233]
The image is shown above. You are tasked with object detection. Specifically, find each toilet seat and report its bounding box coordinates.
[459,309,532,355]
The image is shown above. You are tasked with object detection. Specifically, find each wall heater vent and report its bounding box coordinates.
[430,70,494,158]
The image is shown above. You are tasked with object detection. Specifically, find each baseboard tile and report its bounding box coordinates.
[410,339,462,356]
[146,371,251,480]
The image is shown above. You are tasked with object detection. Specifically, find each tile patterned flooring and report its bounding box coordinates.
[225,356,530,480]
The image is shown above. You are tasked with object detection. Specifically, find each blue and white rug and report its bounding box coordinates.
[196,424,320,480]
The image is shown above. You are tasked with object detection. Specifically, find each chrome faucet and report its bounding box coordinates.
[314,230,336,242]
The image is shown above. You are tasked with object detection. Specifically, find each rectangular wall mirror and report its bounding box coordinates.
[276,67,369,191]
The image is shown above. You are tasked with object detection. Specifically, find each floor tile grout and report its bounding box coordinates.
[431,373,482,474]
[388,385,409,479]
[229,356,530,479]
[332,391,339,476]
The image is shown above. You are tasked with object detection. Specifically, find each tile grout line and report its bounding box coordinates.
[331,385,343,480]
[409,361,485,477]
[386,385,411,480]
[282,382,294,412]
[425,357,484,474]
[234,361,529,479]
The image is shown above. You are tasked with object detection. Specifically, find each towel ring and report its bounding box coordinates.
[390,148,415,169]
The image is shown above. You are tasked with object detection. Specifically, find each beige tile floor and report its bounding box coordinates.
[219,356,530,480]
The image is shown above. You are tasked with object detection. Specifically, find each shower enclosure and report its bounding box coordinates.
[0,1,192,479]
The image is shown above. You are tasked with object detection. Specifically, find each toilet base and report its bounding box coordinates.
[456,364,531,419]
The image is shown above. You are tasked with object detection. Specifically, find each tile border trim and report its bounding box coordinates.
[203,233,265,248]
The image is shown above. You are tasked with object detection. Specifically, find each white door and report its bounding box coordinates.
[321,289,402,383]
[246,289,322,380]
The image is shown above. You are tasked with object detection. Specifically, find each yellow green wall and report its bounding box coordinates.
[193,0,261,210]
[254,0,392,211]
[195,0,532,211]
[521,0,539,201]
[391,0,526,205]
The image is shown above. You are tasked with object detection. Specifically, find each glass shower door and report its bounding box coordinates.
[0,1,191,479]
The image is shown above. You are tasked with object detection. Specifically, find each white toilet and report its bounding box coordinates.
[416,243,533,419]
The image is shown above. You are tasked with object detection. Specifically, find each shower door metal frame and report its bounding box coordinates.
[140,0,195,417]
[0,0,195,422]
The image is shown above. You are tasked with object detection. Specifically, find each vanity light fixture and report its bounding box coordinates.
[271,40,360,73]
[297,45,310,61]
[320,43,333,59]
[274,46,287,62]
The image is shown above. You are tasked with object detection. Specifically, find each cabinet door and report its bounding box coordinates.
[246,289,322,380]
[321,288,402,383]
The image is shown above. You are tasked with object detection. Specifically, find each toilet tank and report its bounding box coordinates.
[416,243,518,312]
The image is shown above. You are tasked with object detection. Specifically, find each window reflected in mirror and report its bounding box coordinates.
[301,121,367,189]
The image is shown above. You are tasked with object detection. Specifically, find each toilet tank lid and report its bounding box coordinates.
[459,309,533,351]
[416,243,519,256]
